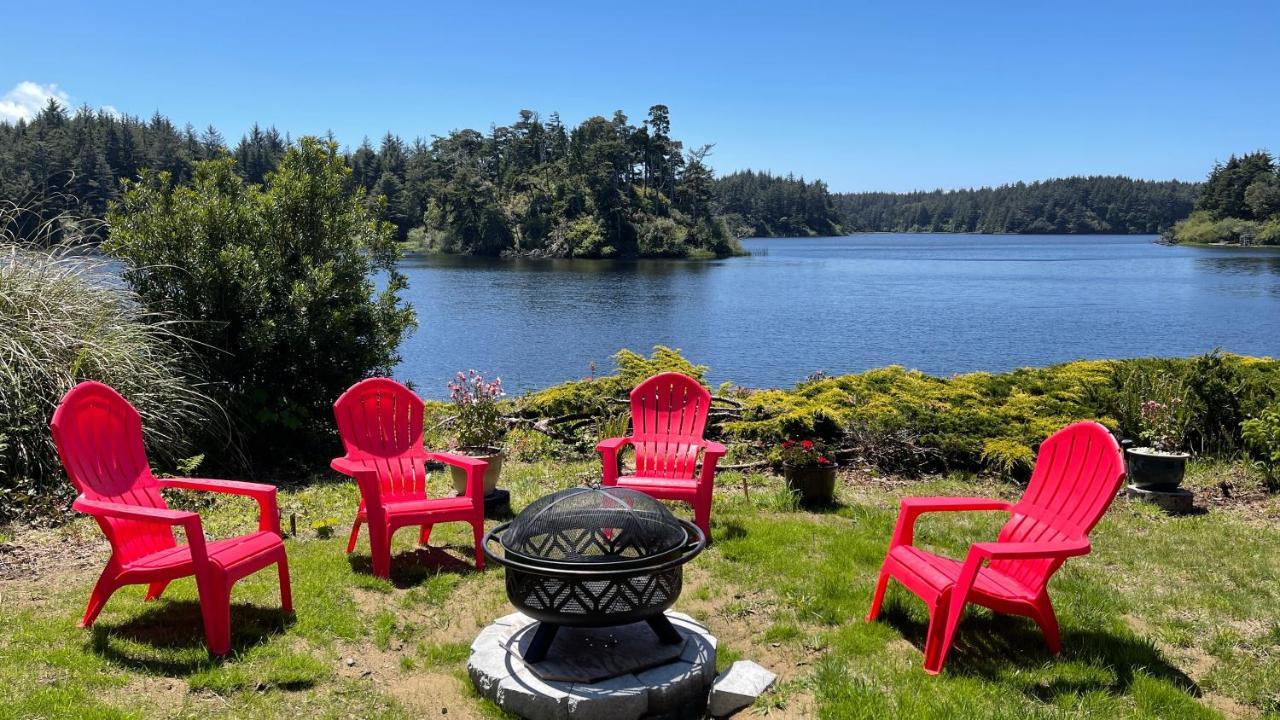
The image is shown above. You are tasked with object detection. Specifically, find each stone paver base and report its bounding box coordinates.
[468,611,717,720]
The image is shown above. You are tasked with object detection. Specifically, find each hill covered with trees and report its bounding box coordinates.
[712,170,843,237]
[1166,151,1280,246]
[833,176,1199,234]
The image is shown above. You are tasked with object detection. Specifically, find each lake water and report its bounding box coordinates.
[395,234,1280,398]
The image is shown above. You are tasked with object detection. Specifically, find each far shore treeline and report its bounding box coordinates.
[2,100,1259,256]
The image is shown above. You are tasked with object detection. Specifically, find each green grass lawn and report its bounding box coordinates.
[2,460,1279,719]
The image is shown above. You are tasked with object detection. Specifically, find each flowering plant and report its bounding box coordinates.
[1138,398,1189,454]
[779,438,836,468]
[448,370,506,449]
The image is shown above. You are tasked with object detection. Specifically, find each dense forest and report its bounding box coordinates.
[0,102,778,257]
[713,170,843,237]
[834,176,1199,234]
[1167,151,1280,246]
[0,100,1213,248]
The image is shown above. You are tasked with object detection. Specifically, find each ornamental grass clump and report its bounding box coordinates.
[0,204,213,521]
[448,370,507,450]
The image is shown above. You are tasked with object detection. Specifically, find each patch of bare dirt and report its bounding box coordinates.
[678,565,818,717]
[0,524,108,584]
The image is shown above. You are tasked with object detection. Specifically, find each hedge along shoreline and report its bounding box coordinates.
[506,347,1280,479]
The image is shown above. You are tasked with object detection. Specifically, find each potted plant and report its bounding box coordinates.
[780,439,838,506]
[1126,398,1192,491]
[448,370,507,497]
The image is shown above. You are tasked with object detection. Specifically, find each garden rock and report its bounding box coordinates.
[708,660,777,717]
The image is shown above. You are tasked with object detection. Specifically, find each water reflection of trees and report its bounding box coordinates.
[1195,253,1280,278]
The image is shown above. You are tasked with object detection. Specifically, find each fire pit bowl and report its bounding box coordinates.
[482,486,706,663]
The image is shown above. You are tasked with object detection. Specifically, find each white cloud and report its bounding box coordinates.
[0,81,72,123]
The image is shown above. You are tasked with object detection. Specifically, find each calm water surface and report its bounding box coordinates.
[396,235,1280,397]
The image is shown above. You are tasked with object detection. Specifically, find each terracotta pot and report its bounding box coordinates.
[1124,447,1189,491]
[782,463,838,506]
[450,445,504,496]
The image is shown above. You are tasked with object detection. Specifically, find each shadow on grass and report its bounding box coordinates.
[879,600,1200,700]
[89,601,295,676]
[347,546,481,589]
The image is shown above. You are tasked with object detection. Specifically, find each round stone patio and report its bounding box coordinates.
[467,610,717,720]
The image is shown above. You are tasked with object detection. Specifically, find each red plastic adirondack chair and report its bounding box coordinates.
[50,381,291,657]
[597,372,725,537]
[866,421,1125,674]
[331,378,488,578]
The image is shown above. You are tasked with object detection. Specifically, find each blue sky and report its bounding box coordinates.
[2,1,1276,192]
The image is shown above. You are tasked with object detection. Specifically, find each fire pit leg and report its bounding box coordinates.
[522,622,561,663]
[646,614,683,645]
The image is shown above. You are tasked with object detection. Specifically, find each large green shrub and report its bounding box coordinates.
[105,138,416,469]
[0,222,212,521]
[1242,404,1280,481]
[518,347,708,420]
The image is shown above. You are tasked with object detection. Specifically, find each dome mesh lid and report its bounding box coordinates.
[501,486,688,563]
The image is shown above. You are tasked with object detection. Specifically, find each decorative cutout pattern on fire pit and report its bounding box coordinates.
[510,569,682,617]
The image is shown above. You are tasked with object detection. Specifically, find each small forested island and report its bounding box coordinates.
[834,176,1199,234]
[1165,151,1280,246]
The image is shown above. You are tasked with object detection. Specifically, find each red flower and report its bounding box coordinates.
[782,440,795,447]
[801,440,814,449]
[819,456,830,464]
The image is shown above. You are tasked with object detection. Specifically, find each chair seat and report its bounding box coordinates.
[615,475,698,494]
[123,530,283,574]
[888,545,1038,602]
[365,496,476,517]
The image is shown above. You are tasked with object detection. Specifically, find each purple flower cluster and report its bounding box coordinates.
[448,369,504,407]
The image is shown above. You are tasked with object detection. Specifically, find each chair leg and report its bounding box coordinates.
[80,566,119,628]
[277,551,294,613]
[472,521,486,570]
[144,580,170,602]
[1034,596,1062,655]
[346,518,363,554]
[370,525,393,579]
[693,499,712,540]
[922,593,951,675]
[418,524,433,547]
[196,574,233,657]
[866,563,891,622]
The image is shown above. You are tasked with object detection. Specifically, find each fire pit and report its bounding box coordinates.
[482,486,706,663]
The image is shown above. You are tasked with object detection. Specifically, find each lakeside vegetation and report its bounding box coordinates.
[834,176,1199,235]
[1167,152,1280,246]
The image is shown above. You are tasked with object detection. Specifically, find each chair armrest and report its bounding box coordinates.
[73,496,200,527]
[430,452,487,470]
[597,437,635,486]
[969,539,1091,561]
[596,436,634,454]
[700,440,727,458]
[430,452,488,501]
[331,456,366,478]
[158,478,281,535]
[73,496,212,568]
[696,440,727,487]
[890,496,1011,547]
